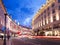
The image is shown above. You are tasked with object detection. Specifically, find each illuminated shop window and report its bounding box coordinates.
[56,13,59,20]
[51,15,53,22]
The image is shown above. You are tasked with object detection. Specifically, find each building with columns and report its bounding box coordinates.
[19,25,32,36]
[0,0,21,37]
[6,15,21,37]
[0,0,6,36]
[32,0,60,36]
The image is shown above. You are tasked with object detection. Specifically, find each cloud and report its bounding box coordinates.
[3,0,46,27]
[23,16,33,27]
[24,18,31,25]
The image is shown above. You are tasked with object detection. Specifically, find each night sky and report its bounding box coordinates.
[2,0,46,27]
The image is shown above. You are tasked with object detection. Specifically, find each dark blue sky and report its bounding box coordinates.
[2,0,46,27]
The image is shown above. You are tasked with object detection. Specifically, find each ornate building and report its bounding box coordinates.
[0,0,21,37]
[0,0,6,36]
[32,0,60,36]
[19,25,32,36]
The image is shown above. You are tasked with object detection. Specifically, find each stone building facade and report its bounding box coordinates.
[0,0,21,37]
[32,0,60,36]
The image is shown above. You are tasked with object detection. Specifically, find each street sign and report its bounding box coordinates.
[2,26,6,32]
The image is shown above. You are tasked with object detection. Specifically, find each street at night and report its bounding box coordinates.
[0,0,60,45]
[6,36,60,45]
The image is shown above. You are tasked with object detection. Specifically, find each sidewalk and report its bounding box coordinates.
[0,39,11,45]
[0,39,3,45]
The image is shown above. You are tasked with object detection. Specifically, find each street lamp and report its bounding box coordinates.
[3,13,7,45]
[18,22,19,25]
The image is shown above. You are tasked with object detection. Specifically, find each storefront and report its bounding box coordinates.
[45,29,60,36]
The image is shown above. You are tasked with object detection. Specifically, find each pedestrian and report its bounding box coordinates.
[7,35,10,40]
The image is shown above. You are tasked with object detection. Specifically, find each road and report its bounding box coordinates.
[0,38,9,45]
[8,36,60,45]
[0,36,60,45]
[0,39,3,45]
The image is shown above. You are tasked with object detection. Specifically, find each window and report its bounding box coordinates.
[45,19,46,25]
[41,13,43,16]
[59,13,60,20]
[44,15,46,18]
[42,17,43,26]
[58,0,60,3]
[59,6,60,10]
[47,0,49,1]
[52,3,55,7]
[53,15,56,22]
[52,9,55,13]
[48,12,50,16]
[48,17,50,23]
[44,10,46,13]
[47,7,49,11]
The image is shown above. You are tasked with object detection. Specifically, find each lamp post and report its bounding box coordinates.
[3,13,7,45]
